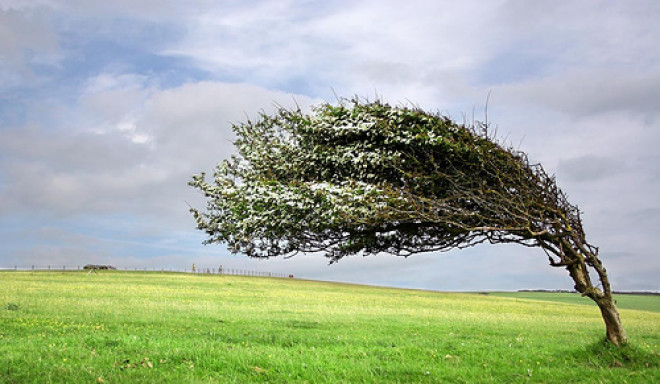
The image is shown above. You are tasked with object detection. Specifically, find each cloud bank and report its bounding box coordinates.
[1,0,659,291]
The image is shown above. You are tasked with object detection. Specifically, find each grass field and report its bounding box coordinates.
[1,271,659,383]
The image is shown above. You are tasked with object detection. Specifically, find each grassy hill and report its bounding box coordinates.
[489,291,660,313]
[1,271,659,383]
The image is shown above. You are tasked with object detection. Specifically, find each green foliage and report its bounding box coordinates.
[188,98,628,345]
[190,99,580,263]
[1,271,658,383]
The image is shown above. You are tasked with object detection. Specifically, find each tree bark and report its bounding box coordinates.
[595,297,627,346]
[565,259,627,346]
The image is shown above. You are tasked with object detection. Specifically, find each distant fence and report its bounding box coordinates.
[0,265,293,279]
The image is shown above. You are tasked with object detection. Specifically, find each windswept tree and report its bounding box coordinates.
[189,99,626,345]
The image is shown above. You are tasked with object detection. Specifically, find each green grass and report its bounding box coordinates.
[488,291,660,313]
[1,271,659,383]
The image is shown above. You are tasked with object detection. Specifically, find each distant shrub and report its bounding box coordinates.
[83,264,117,270]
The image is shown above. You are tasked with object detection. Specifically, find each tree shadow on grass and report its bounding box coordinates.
[567,338,659,370]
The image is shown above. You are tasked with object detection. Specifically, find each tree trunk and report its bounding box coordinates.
[565,261,627,346]
[595,297,627,346]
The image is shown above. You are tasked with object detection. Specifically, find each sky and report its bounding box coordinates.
[1,0,659,292]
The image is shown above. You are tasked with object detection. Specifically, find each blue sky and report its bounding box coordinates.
[1,0,659,291]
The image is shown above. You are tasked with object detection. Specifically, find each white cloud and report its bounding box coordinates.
[83,72,148,94]
[1,0,659,291]
[497,69,660,118]
[0,1,59,11]
[558,154,627,183]
[0,81,317,221]
[159,1,511,100]
[0,5,61,87]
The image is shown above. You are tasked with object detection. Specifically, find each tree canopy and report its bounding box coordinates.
[189,98,626,345]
